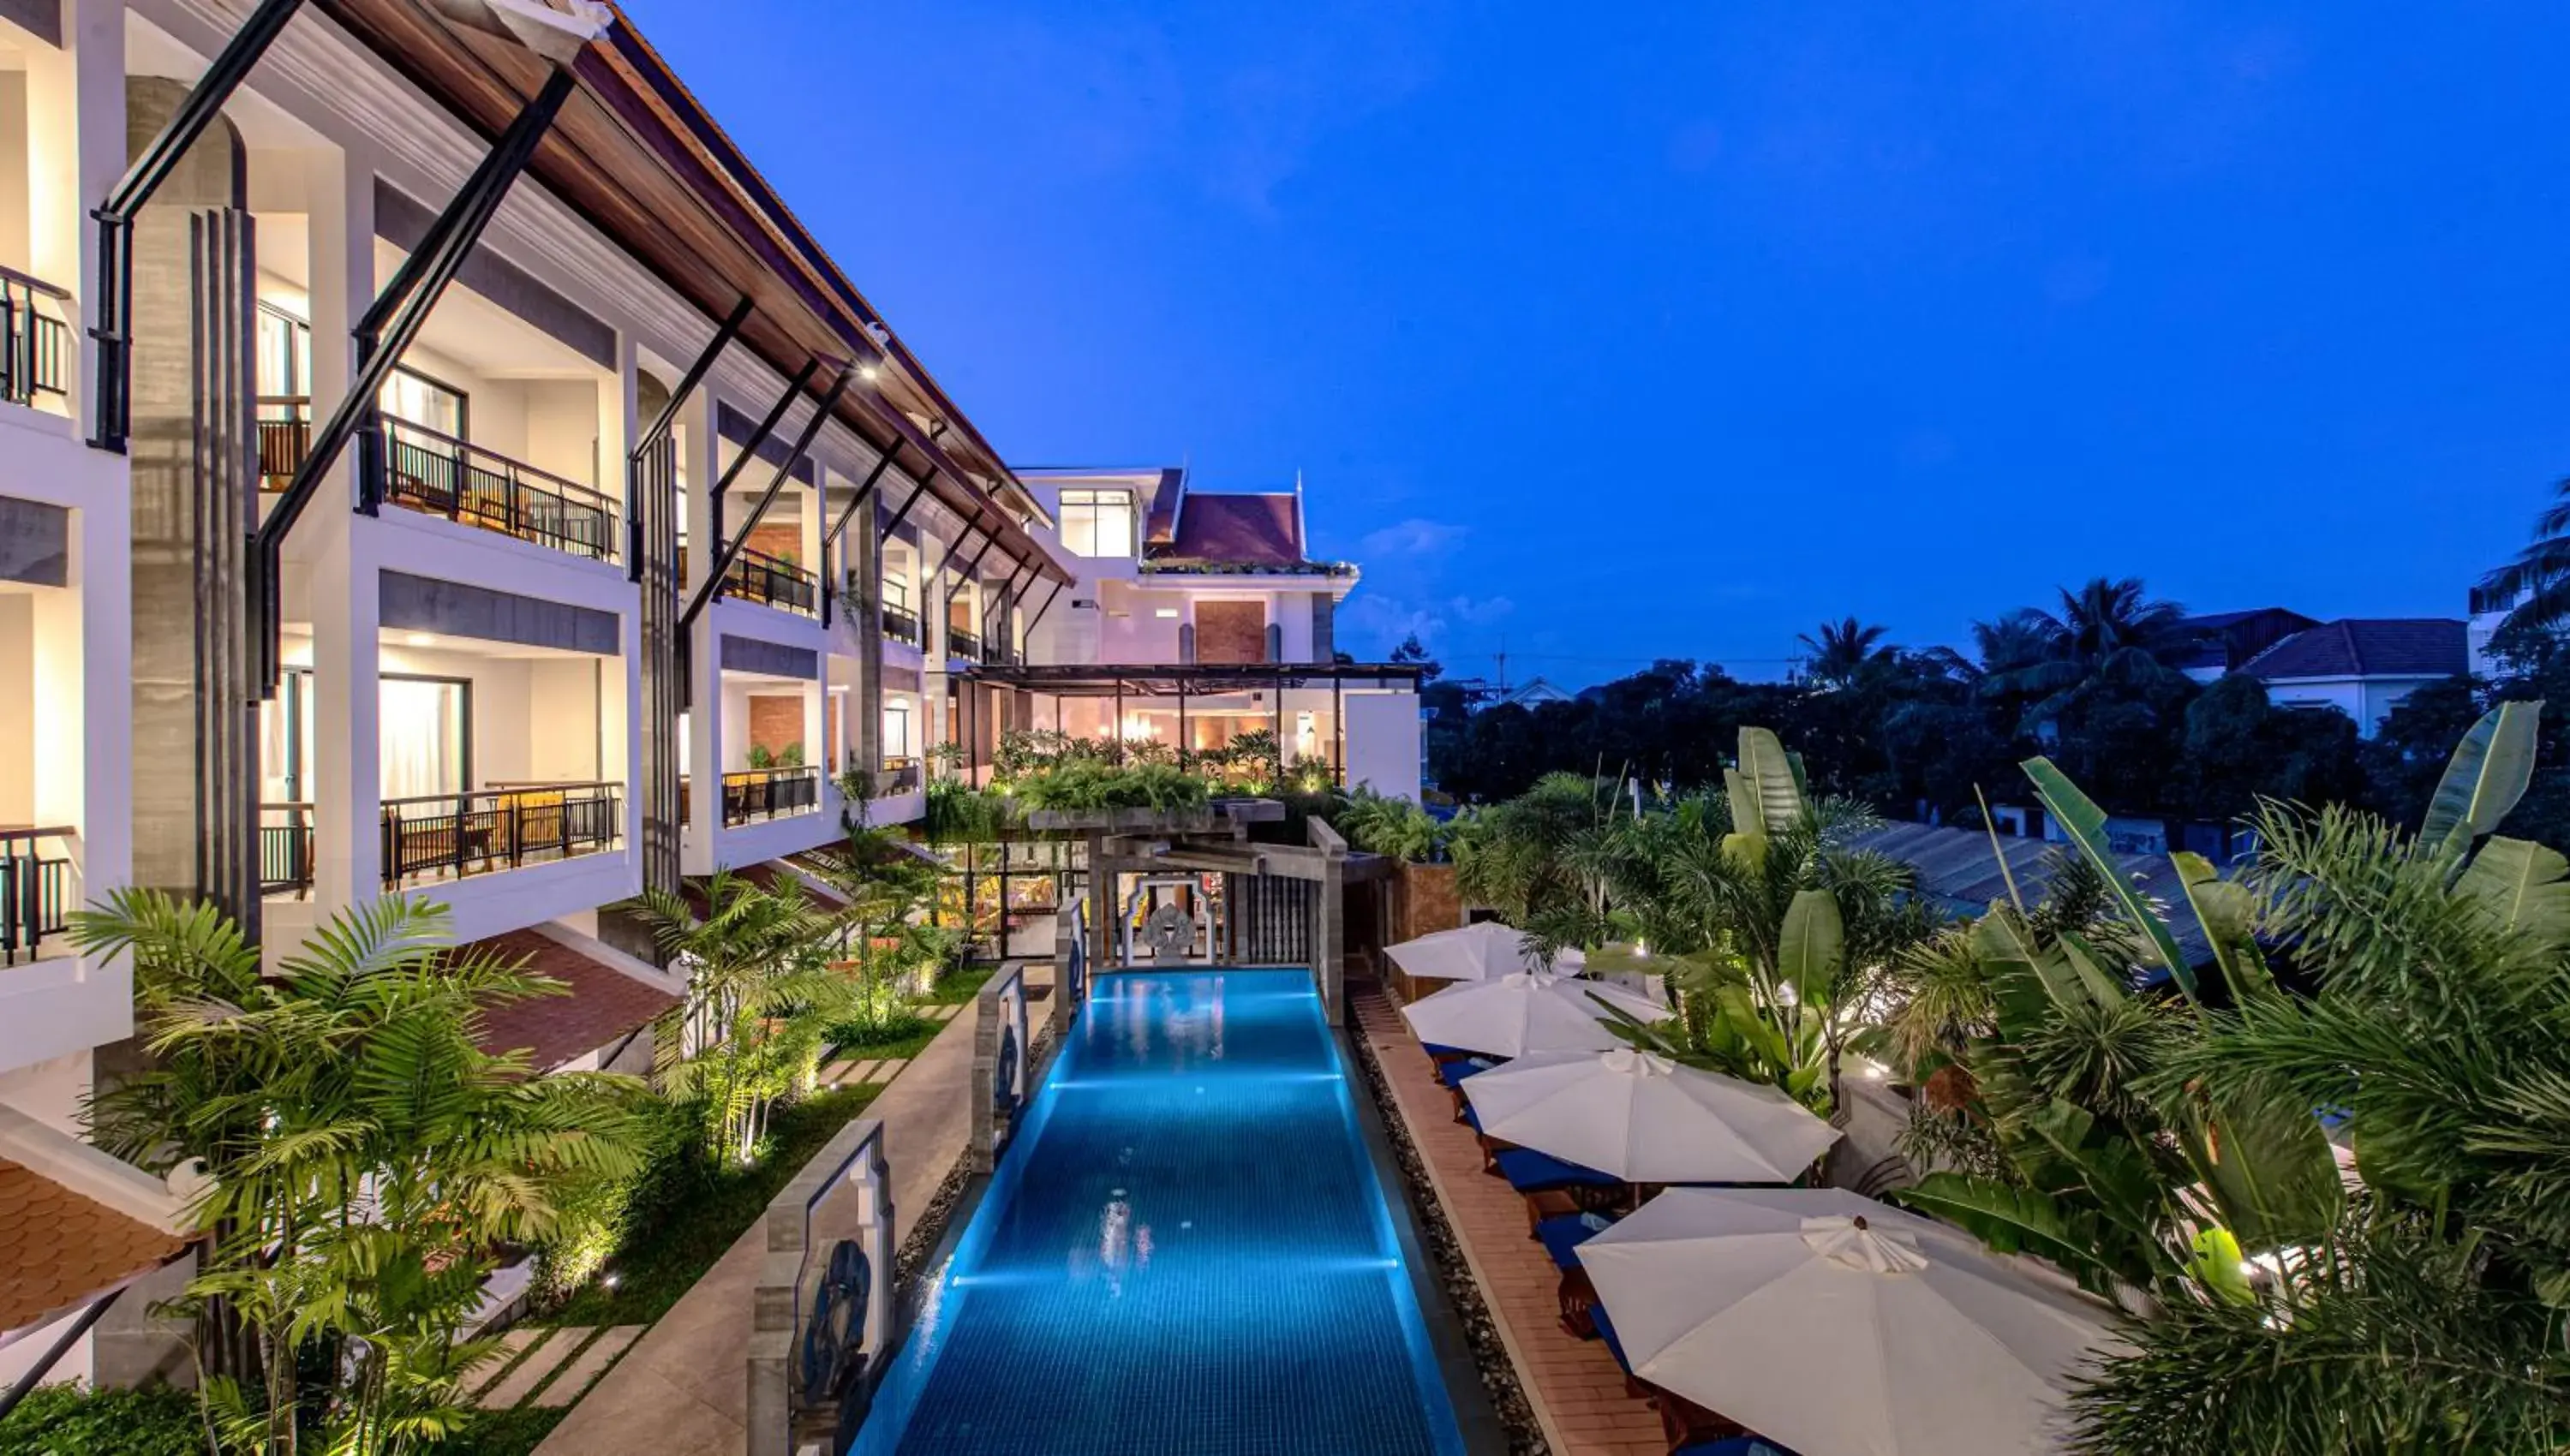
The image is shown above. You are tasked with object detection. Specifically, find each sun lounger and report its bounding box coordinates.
[1494,1147,1621,1194]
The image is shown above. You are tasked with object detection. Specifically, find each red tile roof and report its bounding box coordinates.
[1158,492,1305,567]
[0,1161,189,1335]
[2245,618,2467,681]
[471,930,679,1073]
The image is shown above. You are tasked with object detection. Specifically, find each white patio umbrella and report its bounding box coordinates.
[1461,1047,1840,1184]
[1576,1188,2125,1456]
[1398,972,1670,1058]
[1386,921,1576,982]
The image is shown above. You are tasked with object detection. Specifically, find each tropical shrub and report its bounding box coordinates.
[1336,785,1448,862]
[628,873,855,1165]
[0,1382,202,1456]
[73,892,653,1456]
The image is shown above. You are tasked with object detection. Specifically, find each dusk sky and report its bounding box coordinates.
[621,2,2570,687]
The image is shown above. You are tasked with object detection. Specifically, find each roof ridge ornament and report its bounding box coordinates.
[423,0,614,63]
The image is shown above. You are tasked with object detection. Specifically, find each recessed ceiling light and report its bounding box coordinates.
[1154,608,1179,619]
[403,632,434,647]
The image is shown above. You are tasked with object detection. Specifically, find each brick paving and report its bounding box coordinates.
[1354,988,1671,1456]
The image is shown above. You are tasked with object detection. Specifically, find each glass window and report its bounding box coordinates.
[1057,489,1134,558]
[380,367,467,438]
[256,305,309,400]
[882,701,913,758]
[883,570,911,612]
[380,677,469,800]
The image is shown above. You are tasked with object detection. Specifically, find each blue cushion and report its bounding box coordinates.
[1533,1211,1616,1270]
[1436,1058,1497,1090]
[1494,1148,1621,1192]
[1421,1042,1472,1059]
[1673,1441,1795,1456]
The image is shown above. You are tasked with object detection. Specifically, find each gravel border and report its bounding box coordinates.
[893,1154,972,1291]
[1345,999,1551,1456]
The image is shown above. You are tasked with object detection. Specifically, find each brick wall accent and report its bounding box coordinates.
[747,694,804,759]
[744,522,803,566]
[1195,600,1267,665]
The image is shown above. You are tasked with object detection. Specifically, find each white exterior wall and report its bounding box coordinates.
[1344,692,1423,800]
[2262,675,2443,739]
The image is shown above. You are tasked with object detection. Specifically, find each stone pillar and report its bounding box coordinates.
[1086,835,1115,973]
[24,0,124,437]
[123,77,258,925]
[853,475,883,793]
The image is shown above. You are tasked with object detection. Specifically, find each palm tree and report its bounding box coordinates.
[2479,477,2570,662]
[73,892,651,1455]
[1796,617,1896,686]
[630,871,854,1163]
[2039,576,2187,667]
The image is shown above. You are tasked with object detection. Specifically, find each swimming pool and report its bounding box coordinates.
[848,967,1473,1456]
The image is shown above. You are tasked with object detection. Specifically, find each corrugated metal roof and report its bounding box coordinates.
[1847,821,2214,972]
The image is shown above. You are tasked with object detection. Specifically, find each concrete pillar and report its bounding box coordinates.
[680,389,720,871]
[1086,835,1114,973]
[302,146,381,912]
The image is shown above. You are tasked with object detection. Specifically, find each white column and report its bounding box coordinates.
[26,0,124,436]
[681,389,720,872]
[607,336,642,869]
[303,146,381,909]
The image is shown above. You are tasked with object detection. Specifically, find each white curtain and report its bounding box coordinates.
[380,679,463,801]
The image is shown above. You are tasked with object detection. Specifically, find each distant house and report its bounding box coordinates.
[2242,618,2467,737]
[2167,608,2319,683]
[2467,579,2523,678]
[1502,676,1575,707]
[1845,821,2214,977]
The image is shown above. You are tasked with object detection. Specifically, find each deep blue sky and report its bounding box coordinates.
[622,1,2570,686]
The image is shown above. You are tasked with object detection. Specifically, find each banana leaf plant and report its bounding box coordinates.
[1889,758,2344,1304]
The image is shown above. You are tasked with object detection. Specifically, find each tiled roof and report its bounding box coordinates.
[1845,821,2213,972]
[0,1160,189,1334]
[2167,608,2319,673]
[1156,493,1305,567]
[471,930,679,1073]
[2244,618,2467,682]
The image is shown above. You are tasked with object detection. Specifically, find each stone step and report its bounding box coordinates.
[467,1327,545,1399]
[531,1325,645,1408]
[475,1326,589,1408]
[862,1058,905,1085]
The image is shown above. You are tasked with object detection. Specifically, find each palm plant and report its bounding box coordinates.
[73,892,650,1455]
[1336,785,1449,862]
[629,872,854,1164]
[1593,729,1935,1119]
[2065,702,2570,1451]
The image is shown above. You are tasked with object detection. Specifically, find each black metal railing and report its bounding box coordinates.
[257,396,310,493]
[260,803,315,898]
[0,268,69,409]
[380,782,622,889]
[380,417,619,563]
[882,605,920,647]
[946,624,983,663]
[877,758,922,795]
[722,545,817,617]
[722,766,821,826]
[0,827,73,966]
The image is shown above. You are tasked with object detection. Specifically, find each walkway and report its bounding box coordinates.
[1354,988,1669,1456]
[533,976,1019,1456]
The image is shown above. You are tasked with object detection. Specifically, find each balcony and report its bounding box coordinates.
[723,546,817,618]
[379,417,619,564]
[257,396,310,494]
[0,268,70,411]
[0,827,74,967]
[258,784,623,897]
[876,758,922,795]
[682,766,822,828]
[883,605,921,647]
[947,624,983,664]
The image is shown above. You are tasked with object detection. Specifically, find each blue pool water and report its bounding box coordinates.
[848,968,1469,1456]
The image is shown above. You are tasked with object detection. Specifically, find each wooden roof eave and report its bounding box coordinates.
[302,0,1073,586]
